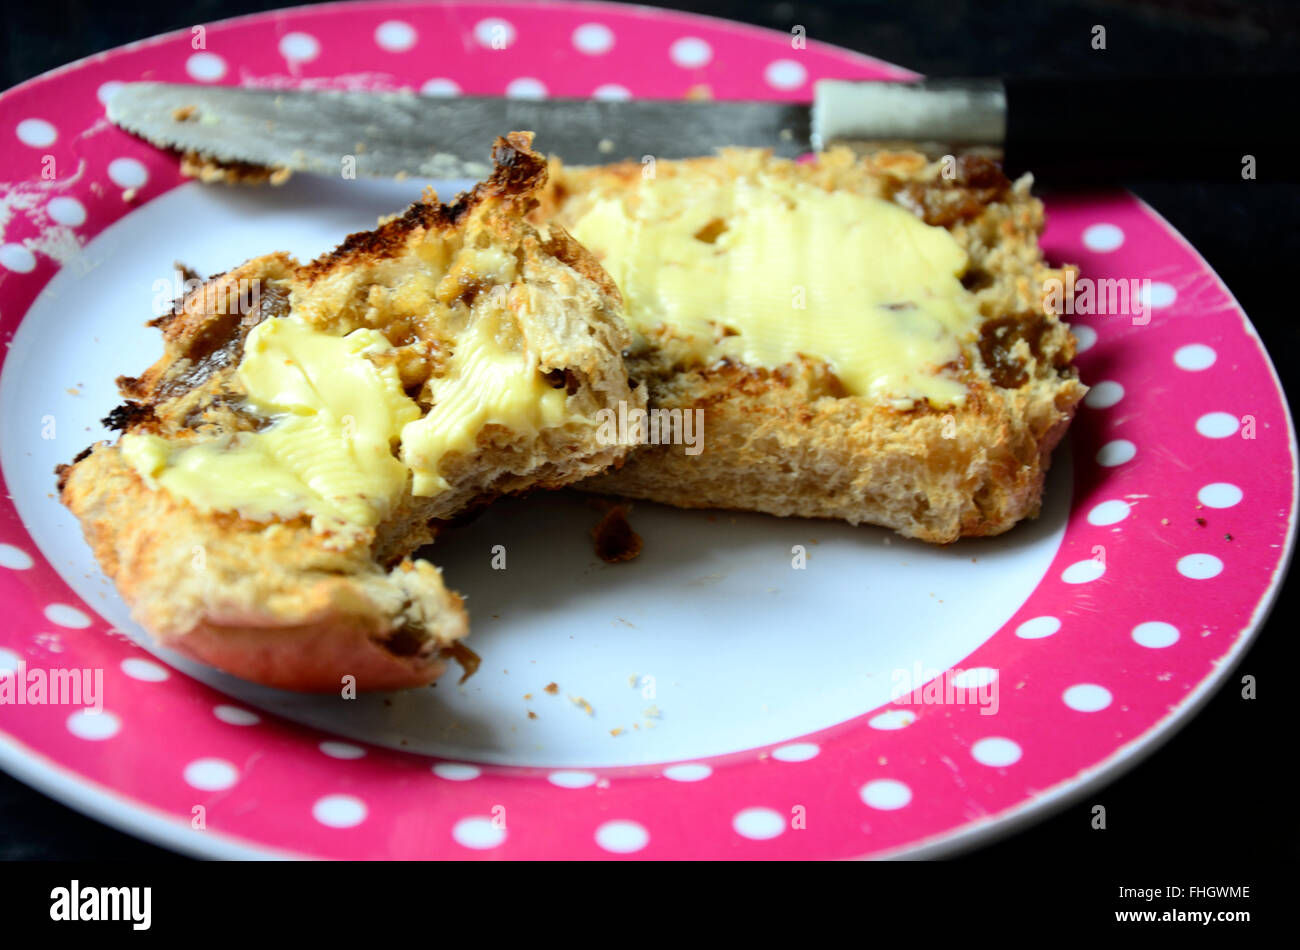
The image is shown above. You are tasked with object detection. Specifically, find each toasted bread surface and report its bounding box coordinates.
[538,148,1087,542]
[59,133,642,691]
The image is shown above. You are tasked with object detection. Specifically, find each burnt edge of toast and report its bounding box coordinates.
[297,131,548,283]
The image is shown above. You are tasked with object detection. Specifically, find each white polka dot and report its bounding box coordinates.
[1088,499,1131,526]
[868,709,916,729]
[1082,223,1124,252]
[16,118,57,148]
[319,740,365,760]
[1063,683,1112,712]
[44,603,90,628]
[662,763,712,782]
[1071,324,1097,352]
[1096,439,1136,467]
[592,83,631,101]
[1173,343,1216,371]
[184,758,238,791]
[0,244,36,273]
[374,20,417,52]
[1177,553,1223,579]
[1141,282,1177,309]
[771,743,820,762]
[67,709,120,741]
[107,157,148,189]
[1196,412,1239,438]
[1132,621,1179,649]
[573,23,614,55]
[548,770,598,788]
[1084,380,1124,409]
[0,544,34,570]
[765,59,807,90]
[185,52,227,82]
[1198,483,1242,508]
[1016,616,1061,639]
[972,736,1022,767]
[595,819,648,853]
[951,667,998,689]
[0,648,21,675]
[420,78,461,97]
[46,197,86,227]
[1061,559,1105,584]
[452,816,506,849]
[120,657,168,682]
[97,81,124,106]
[506,77,547,99]
[213,705,260,726]
[474,17,516,49]
[313,794,367,828]
[670,37,713,68]
[860,779,912,810]
[732,807,785,840]
[433,762,480,781]
[279,32,319,62]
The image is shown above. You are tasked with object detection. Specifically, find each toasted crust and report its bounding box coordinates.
[59,133,642,691]
[539,148,1087,542]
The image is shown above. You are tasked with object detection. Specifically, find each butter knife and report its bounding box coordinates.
[107,76,1296,183]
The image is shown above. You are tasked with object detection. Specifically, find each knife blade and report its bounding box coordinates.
[107,82,820,180]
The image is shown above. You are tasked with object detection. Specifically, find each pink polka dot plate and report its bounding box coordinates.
[0,1,1294,859]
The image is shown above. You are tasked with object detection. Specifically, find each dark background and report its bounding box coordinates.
[0,0,1295,863]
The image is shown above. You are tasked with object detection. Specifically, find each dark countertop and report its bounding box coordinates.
[1,0,1296,862]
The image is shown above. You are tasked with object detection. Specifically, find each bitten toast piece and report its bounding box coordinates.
[537,148,1087,543]
[58,133,642,691]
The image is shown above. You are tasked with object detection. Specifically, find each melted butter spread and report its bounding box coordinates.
[122,317,421,538]
[121,305,569,540]
[401,309,570,496]
[569,172,981,407]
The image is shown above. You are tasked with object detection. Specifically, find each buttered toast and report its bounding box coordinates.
[538,148,1086,542]
[58,134,642,691]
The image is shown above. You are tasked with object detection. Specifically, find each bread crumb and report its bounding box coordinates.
[544,682,559,695]
[643,704,660,719]
[527,711,537,720]
[121,187,138,202]
[593,504,642,563]
[523,693,533,700]
[171,104,198,121]
[569,695,594,716]
[610,727,624,737]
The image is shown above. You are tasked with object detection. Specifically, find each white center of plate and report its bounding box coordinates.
[0,179,1070,768]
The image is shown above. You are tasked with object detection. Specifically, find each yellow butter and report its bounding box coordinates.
[401,309,569,496]
[121,305,572,538]
[122,317,421,538]
[569,172,981,407]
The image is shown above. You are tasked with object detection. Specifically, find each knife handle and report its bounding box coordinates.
[813,76,1299,183]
